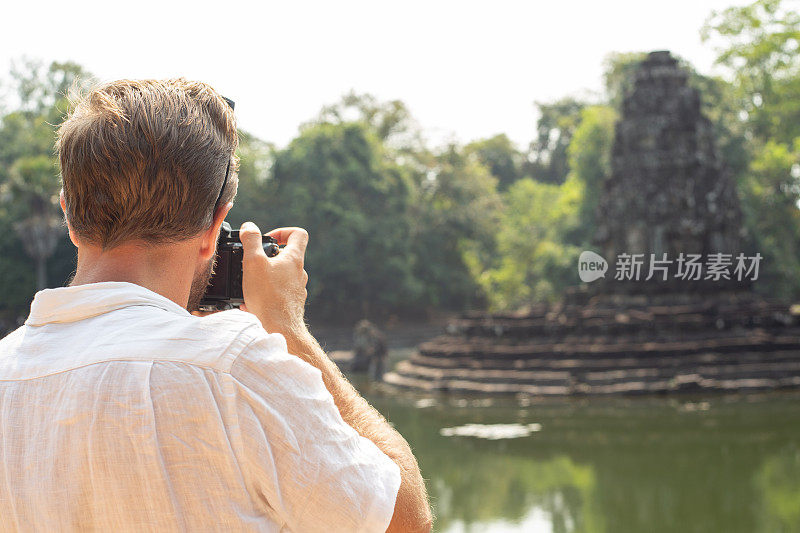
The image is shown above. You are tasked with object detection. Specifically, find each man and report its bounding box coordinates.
[0,79,432,532]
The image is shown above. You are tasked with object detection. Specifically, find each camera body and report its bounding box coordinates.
[199,221,280,310]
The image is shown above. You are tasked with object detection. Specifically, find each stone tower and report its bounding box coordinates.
[595,51,745,294]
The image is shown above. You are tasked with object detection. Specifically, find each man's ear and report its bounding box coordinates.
[199,202,234,261]
[59,190,80,248]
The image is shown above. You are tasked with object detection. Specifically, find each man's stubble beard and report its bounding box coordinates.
[186,254,216,313]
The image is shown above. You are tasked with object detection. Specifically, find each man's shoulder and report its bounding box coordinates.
[0,326,25,352]
[212,311,295,371]
[159,309,278,373]
[0,308,281,381]
[198,308,263,337]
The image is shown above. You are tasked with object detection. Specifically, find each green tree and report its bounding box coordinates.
[525,98,585,185]
[6,155,63,290]
[271,93,503,316]
[0,59,92,322]
[410,145,502,311]
[267,121,421,320]
[565,105,617,245]
[703,0,800,300]
[465,105,616,311]
[464,134,524,191]
[313,91,423,154]
[226,130,276,229]
[465,177,583,310]
[702,0,800,143]
[740,140,800,297]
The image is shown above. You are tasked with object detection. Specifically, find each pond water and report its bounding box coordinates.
[359,383,800,533]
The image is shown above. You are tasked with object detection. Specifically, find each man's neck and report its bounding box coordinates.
[69,239,199,309]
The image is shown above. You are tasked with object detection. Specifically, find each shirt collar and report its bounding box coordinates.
[25,281,191,326]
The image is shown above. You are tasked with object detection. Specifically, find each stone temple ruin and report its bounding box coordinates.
[384,51,800,395]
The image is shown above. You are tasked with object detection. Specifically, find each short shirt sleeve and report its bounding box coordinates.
[229,330,401,533]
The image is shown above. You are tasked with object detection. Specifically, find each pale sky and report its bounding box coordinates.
[1,0,745,150]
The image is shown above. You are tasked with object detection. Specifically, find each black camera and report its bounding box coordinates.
[199,221,280,310]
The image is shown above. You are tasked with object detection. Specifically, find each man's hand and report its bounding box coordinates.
[238,221,310,337]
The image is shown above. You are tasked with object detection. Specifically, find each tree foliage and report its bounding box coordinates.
[525,98,586,185]
[464,134,524,191]
[0,59,92,320]
[410,145,501,311]
[702,0,800,142]
[467,105,616,310]
[703,0,800,300]
[251,121,422,320]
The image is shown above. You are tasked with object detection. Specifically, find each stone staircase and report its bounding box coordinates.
[384,293,800,395]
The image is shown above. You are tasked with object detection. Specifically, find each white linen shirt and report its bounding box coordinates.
[0,281,400,532]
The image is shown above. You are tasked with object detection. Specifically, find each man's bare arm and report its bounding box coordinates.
[283,327,433,533]
[239,222,433,532]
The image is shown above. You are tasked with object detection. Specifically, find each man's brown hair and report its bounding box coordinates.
[57,78,239,250]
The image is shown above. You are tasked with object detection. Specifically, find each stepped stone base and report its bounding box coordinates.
[383,290,800,395]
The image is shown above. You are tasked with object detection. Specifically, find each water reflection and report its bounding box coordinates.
[360,384,800,533]
[756,444,800,532]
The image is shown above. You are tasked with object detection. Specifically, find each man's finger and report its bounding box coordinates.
[265,227,309,258]
[240,221,268,260]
